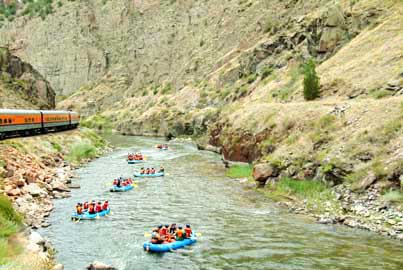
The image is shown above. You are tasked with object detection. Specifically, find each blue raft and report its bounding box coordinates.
[110,185,133,192]
[143,236,197,253]
[127,160,145,164]
[134,172,164,178]
[71,208,110,221]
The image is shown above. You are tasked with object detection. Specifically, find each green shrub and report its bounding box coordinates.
[246,73,258,84]
[0,194,22,238]
[261,66,273,79]
[370,89,392,99]
[51,142,62,152]
[80,114,112,132]
[303,59,320,101]
[66,142,97,163]
[381,190,403,203]
[225,164,253,178]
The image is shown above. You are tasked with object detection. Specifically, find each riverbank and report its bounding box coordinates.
[225,163,403,240]
[0,129,108,269]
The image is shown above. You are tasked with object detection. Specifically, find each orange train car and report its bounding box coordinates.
[0,109,80,140]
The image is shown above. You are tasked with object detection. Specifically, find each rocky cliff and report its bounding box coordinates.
[0,47,55,109]
[1,0,403,217]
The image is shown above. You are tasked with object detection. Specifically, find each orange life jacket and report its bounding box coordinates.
[176,229,184,238]
[76,206,82,214]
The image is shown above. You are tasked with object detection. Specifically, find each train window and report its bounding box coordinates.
[0,119,2,124]
[8,119,12,123]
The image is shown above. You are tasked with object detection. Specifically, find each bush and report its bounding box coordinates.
[246,73,258,84]
[0,195,22,238]
[225,164,253,178]
[261,66,273,79]
[66,142,97,163]
[381,191,403,203]
[303,59,320,101]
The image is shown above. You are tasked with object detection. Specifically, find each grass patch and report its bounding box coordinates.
[0,194,23,264]
[370,89,393,99]
[381,190,403,204]
[66,142,97,164]
[80,114,113,133]
[266,178,341,213]
[225,164,252,178]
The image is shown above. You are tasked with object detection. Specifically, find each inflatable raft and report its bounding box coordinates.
[110,185,133,192]
[71,208,110,221]
[127,159,144,164]
[143,236,197,253]
[134,172,164,178]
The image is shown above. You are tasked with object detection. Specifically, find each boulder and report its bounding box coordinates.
[23,183,47,197]
[15,178,26,187]
[7,188,21,196]
[354,172,377,190]
[253,163,279,183]
[67,183,81,189]
[51,181,70,192]
[52,264,64,270]
[86,262,116,270]
[29,231,45,246]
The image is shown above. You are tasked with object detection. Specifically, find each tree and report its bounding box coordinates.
[303,59,320,101]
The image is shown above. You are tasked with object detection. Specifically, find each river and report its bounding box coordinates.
[39,135,403,270]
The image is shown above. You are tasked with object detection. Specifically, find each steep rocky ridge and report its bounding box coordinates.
[0,47,55,109]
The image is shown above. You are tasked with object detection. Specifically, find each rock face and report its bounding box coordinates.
[0,47,55,109]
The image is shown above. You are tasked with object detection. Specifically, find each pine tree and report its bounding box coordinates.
[303,59,320,101]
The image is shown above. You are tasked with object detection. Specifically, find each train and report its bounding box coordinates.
[0,109,80,140]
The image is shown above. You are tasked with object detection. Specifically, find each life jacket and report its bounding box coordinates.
[88,204,95,213]
[122,181,127,186]
[113,180,118,185]
[151,169,156,174]
[102,202,108,210]
[146,169,150,174]
[159,227,168,236]
[185,228,192,238]
[76,206,82,214]
[176,229,184,239]
[95,204,102,212]
[83,203,89,209]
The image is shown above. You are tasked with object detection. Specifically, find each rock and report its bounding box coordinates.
[7,188,21,196]
[6,166,15,178]
[325,5,345,27]
[15,178,26,187]
[252,163,279,183]
[354,172,377,190]
[29,231,45,246]
[23,183,46,197]
[67,183,81,189]
[51,181,70,192]
[86,262,117,270]
[52,264,64,270]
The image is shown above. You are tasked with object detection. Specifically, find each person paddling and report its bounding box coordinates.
[176,225,185,241]
[95,202,102,213]
[88,201,96,214]
[83,201,89,211]
[151,229,164,244]
[102,200,109,211]
[76,203,83,215]
[159,166,165,173]
[185,224,192,238]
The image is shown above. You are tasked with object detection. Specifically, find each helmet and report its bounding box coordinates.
[165,224,169,228]
[186,224,190,228]
[158,224,163,229]
[178,225,183,229]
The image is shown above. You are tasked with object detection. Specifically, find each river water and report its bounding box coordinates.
[39,135,403,270]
